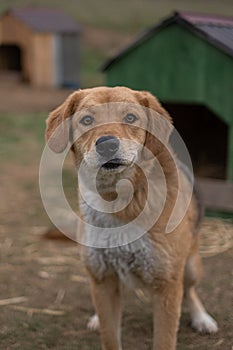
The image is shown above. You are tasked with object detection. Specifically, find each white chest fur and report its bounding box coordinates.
[81,201,172,289]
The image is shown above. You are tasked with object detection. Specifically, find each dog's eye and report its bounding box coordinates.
[80,115,94,126]
[124,114,138,124]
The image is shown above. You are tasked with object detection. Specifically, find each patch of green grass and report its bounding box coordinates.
[0,112,46,163]
[205,209,233,221]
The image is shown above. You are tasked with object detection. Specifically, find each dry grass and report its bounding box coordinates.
[200,218,233,257]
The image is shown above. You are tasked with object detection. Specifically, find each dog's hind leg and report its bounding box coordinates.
[87,313,100,331]
[184,246,218,334]
[89,274,122,350]
[185,285,218,333]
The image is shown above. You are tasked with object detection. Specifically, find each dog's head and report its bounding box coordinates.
[46,87,172,175]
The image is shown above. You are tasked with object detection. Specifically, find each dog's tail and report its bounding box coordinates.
[42,227,75,241]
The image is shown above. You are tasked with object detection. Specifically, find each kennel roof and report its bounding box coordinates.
[5,7,80,33]
[102,11,233,70]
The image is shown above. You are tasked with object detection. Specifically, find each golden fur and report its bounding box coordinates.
[46,86,218,350]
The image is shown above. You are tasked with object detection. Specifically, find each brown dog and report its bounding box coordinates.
[46,87,218,350]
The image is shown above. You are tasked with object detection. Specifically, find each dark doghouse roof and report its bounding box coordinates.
[5,7,80,33]
[102,11,233,71]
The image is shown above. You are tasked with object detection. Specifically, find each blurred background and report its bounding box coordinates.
[0,1,232,349]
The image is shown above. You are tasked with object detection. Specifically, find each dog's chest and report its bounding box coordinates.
[85,238,159,287]
[80,188,172,288]
[82,208,171,288]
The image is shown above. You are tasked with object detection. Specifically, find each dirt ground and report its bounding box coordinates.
[0,79,232,350]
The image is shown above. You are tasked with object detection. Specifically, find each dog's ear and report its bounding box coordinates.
[46,90,84,153]
[135,90,173,155]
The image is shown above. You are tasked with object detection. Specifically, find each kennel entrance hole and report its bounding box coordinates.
[0,45,22,71]
[163,103,228,180]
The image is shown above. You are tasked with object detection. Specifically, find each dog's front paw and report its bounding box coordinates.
[87,314,100,331]
[191,311,218,334]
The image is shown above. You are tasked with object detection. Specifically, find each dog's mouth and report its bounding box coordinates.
[101,158,128,170]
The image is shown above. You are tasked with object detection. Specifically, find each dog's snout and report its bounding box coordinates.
[95,135,119,157]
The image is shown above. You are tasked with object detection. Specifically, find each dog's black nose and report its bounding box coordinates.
[95,135,119,158]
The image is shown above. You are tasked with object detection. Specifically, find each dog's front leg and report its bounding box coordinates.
[89,274,122,350]
[152,280,183,350]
